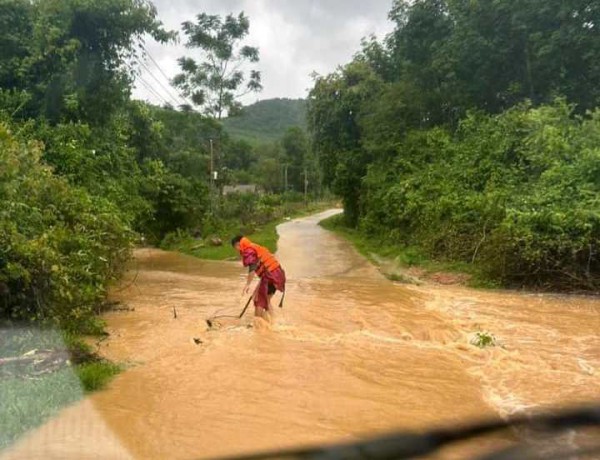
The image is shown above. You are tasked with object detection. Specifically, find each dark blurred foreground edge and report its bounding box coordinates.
[209,404,600,460]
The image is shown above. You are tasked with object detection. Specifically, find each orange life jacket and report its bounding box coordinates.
[239,237,280,275]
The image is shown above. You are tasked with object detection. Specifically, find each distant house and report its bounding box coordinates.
[222,184,258,196]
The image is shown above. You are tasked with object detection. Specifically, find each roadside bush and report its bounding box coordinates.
[215,193,297,228]
[217,193,259,224]
[33,120,148,222]
[0,122,134,331]
[359,101,600,290]
[138,160,209,242]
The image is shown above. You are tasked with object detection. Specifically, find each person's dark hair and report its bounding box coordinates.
[231,235,243,247]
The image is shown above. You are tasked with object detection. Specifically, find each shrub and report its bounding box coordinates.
[358,101,600,290]
[0,122,133,331]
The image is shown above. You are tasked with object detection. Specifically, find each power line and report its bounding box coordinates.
[134,70,174,107]
[142,46,195,107]
[142,45,197,109]
[126,60,176,107]
[136,58,184,107]
[142,47,182,94]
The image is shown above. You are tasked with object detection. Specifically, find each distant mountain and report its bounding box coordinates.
[222,98,307,143]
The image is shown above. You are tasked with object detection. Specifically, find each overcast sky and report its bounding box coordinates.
[132,0,395,108]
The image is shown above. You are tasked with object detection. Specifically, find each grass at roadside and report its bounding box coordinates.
[166,201,337,261]
[167,219,281,260]
[0,328,122,450]
[319,213,496,288]
[75,361,121,392]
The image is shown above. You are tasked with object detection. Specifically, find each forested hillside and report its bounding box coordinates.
[222,98,307,143]
[309,0,600,290]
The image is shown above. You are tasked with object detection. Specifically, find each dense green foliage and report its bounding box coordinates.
[309,0,600,290]
[223,98,307,143]
[361,102,600,289]
[0,0,175,329]
[0,121,134,330]
[0,0,173,125]
[380,0,600,121]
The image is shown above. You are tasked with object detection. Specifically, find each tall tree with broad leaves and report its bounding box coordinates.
[173,12,262,119]
[308,62,384,226]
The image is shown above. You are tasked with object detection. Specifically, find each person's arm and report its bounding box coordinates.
[241,249,259,295]
[244,270,256,294]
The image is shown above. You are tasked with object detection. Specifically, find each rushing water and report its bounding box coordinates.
[4,210,599,459]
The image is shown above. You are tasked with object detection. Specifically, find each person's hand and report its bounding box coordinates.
[243,283,251,295]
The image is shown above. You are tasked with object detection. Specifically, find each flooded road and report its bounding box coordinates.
[4,210,599,459]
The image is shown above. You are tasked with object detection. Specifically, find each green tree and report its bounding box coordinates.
[224,139,256,171]
[0,0,173,125]
[147,103,221,179]
[173,12,262,119]
[0,120,133,330]
[307,61,383,225]
[281,127,308,192]
[385,0,600,116]
[251,142,283,193]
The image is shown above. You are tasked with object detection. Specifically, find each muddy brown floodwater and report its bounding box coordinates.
[3,210,599,460]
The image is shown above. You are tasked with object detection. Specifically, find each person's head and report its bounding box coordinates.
[231,235,244,251]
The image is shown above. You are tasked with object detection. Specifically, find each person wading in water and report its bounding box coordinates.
[231,235,286,320]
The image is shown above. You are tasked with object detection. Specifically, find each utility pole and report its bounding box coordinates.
[284,164,288,194]
[210,139,214,190]
[304,167,308,205]
[209,139,214,213]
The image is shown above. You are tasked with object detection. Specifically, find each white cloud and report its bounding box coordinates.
[132,0,395,108]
